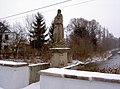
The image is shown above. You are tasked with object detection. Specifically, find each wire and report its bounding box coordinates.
[40,0,96,13]
[61,0,95,9]
[0,0,71,20]
[0,0,96,20]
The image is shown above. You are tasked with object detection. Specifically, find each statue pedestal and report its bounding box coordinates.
[50,47,70,68]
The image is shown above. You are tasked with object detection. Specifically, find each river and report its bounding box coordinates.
[78,50,120,71]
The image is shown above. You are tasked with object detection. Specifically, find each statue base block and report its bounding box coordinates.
[50,47,70,68]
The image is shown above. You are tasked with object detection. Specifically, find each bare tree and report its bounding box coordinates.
[10,22,28,58]
[67,18,118,61]
[25,14,35,34]
[67,18,93,60]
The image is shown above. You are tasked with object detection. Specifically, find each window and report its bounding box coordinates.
[0,35,2,40]
[4,45,8,50]
[5,34,9,40]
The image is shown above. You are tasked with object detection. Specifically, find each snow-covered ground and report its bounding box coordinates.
[63,60,84,69]
[85,51,112,63]
[63,51,112,69]
[0,87,3,89]
[22,82,40,89]
[97,54,120,69]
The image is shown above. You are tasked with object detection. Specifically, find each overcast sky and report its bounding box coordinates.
[0,0,120,37]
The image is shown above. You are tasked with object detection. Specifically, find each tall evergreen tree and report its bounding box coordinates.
[30,12,48,50]
[49,21,54,43]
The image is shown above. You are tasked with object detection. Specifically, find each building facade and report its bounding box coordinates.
[0,31,17,50]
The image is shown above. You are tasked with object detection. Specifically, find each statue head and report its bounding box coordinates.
[57,9,61,14]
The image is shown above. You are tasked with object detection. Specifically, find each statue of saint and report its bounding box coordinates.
[53,9,64,44]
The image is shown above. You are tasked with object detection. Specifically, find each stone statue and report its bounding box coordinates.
[53,9,64,44]
[50,9,70,67]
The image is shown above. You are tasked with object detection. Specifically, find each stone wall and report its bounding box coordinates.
[29,63,50,84]
[40,68,120,89]
[0,60,29,89]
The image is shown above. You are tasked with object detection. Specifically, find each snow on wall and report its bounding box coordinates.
[0,60,27,66]
[0,87,3,89]
[40,68,120,89]
[0,61,29,89]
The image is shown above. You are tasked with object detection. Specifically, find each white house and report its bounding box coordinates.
[0,31,17,50]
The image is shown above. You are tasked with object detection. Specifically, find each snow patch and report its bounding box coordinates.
[63,60,84,69]
[85,51,112,64]
[22,82,40,89]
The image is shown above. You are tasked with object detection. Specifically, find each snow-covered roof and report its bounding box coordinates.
[0,60,28,67]
[41,68,120,83]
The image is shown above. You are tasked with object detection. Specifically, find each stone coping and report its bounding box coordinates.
[40,68,120,84]
[0,60,28,67]
[29,63,49,67]
[50,48,70,50]
[50,47,70,53]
